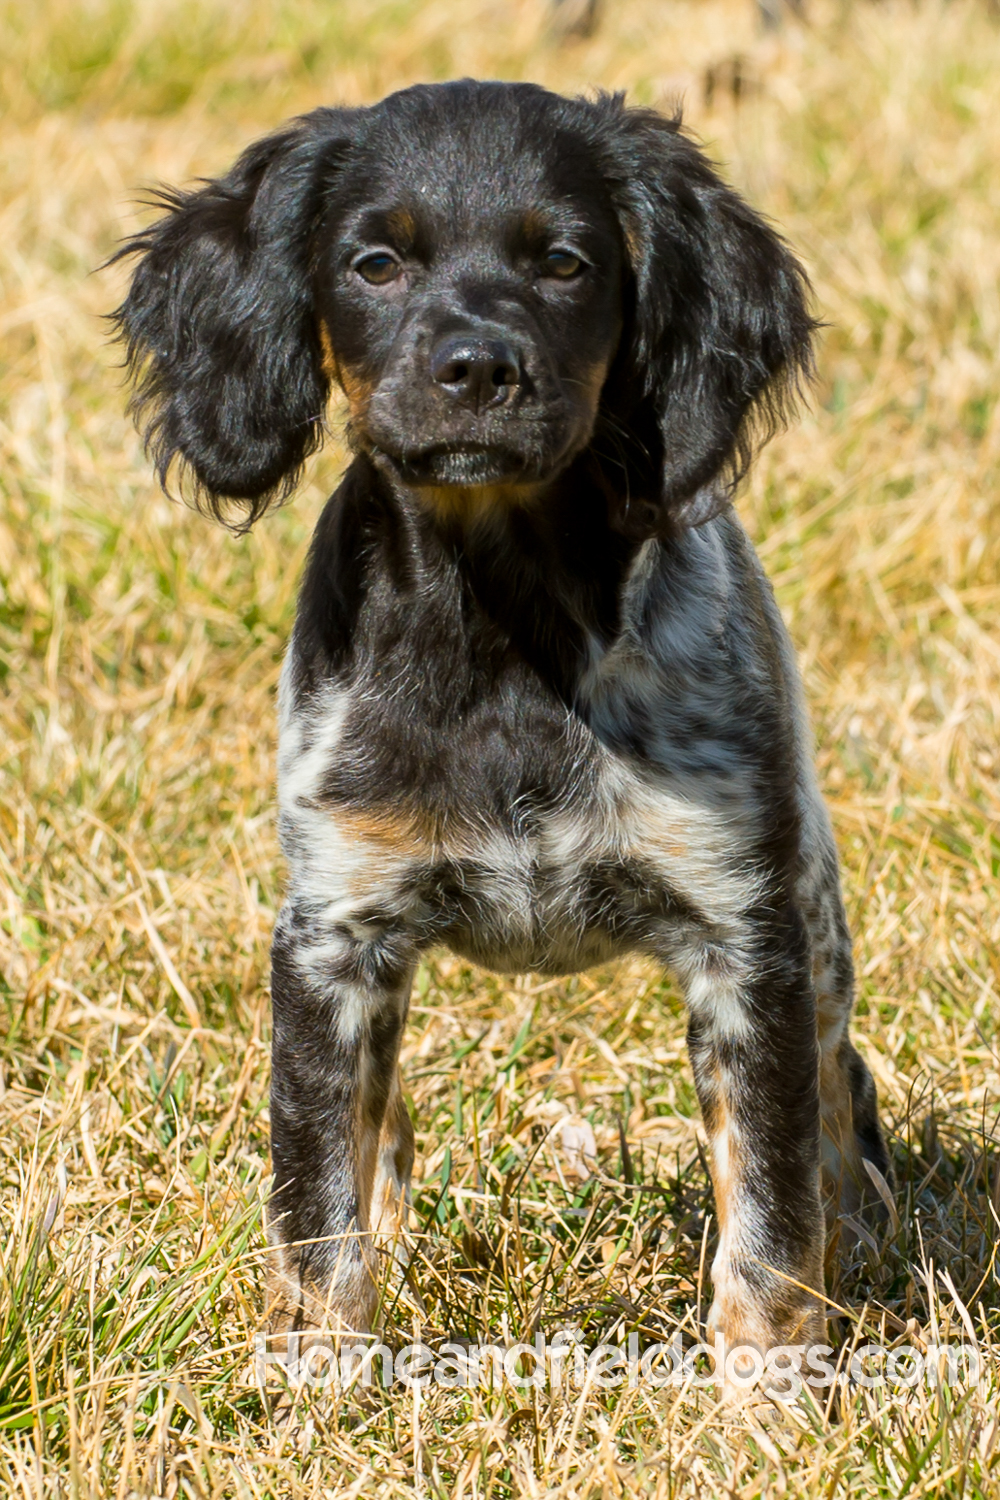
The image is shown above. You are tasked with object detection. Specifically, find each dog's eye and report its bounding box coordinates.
[541,250,584,280]
[355,253,401,285]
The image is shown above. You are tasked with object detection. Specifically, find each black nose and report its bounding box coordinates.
[430,335,521,409]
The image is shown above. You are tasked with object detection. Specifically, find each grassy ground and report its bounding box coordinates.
[2,0,999,1492]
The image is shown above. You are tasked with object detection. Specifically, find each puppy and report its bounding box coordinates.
[114,80,889,1371]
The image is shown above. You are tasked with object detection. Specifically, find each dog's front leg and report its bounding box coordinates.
[682,904,826,1383]
[265,906,415,1344]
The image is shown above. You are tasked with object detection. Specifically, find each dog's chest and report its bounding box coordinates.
[278,649,755,974]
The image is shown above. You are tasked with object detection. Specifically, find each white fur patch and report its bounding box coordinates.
[683,965,754,1041]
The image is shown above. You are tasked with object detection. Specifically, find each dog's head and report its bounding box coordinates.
[113,81,816,535]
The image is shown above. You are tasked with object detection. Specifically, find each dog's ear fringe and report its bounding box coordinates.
[591,100,819,532]
[106,110,356,532]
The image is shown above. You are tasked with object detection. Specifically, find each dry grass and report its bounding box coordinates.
[2,0,999,1493]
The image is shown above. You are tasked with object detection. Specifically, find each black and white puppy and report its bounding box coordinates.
[115,80,889,1370]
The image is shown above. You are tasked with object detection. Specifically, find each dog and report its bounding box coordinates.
[114,79,889,1376]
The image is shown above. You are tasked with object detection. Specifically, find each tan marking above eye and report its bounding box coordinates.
[519,207,549,241]
[384,208,416,245]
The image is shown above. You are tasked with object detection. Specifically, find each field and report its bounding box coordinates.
[2,0,1000,1493]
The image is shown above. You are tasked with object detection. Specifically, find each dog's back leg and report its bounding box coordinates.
[801,847,892,1231]
[369,1066,416,1250]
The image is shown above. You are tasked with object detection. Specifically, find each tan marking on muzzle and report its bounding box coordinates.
[318,322,374,422]
[318,321,338,382]
[415,480,545,523]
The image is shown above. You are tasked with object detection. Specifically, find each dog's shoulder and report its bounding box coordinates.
[577,510,802,779]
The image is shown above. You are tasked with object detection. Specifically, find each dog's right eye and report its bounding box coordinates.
[540,249,584,280]
[355,253,401,285]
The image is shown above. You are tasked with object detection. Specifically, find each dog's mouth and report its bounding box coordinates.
[385,443,542,489]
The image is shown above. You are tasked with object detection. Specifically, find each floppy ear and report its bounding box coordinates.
[599,104,817,537]
[110,108,359,527]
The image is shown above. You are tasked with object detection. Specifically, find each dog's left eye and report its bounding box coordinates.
[355,253,402,285]
[541,250,584,280]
